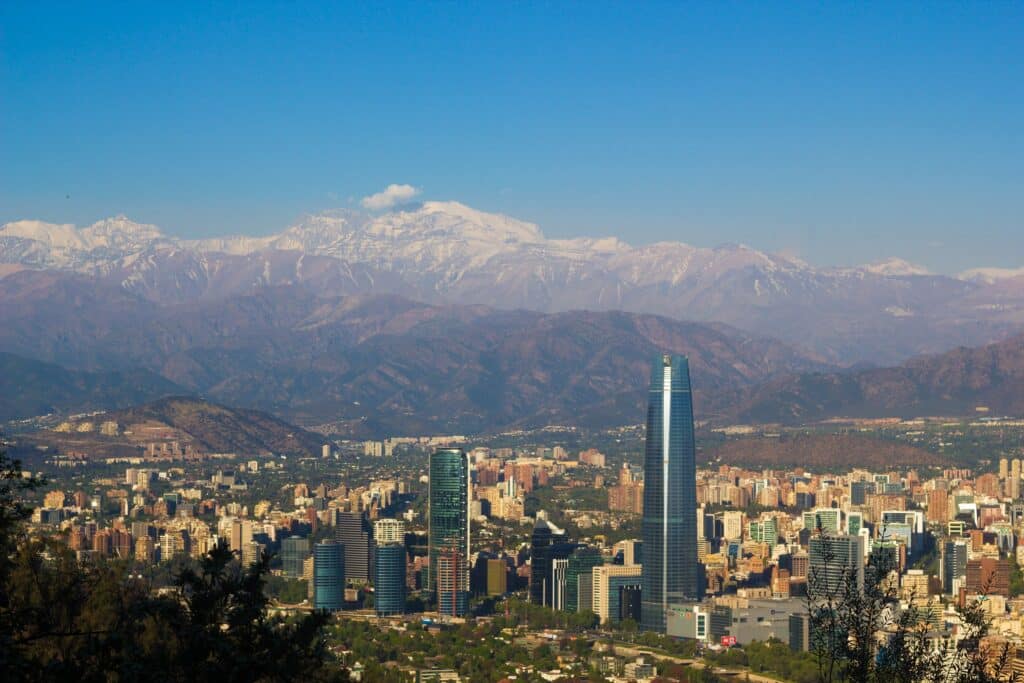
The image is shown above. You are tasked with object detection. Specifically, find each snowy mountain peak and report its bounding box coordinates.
[861,257,931,277]
[393,201,545,244]
[1,219,84,248]
[958,266,1024,284]
[80,216,166,247]
[0,215,165,249]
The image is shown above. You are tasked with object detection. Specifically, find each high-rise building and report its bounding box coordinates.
[428,448,470,616]
[335,511,373,583]
[566,547,604,613]
[374,542,407,616]
[230,519,252,555]
[486,558,508,596]
[809,535,865,596]
[927,490,949,524]
[966,557,1010,597]
[803,508,841,534]
[242,540,264,567]
[846,512,864,537]
[594,564,643,625]
[721,511,744,541]
[640,354,699,632]
[941,540,968,595]
[551,558,570,611]
[282,535,310,579]
[530,519,577,607]
[313,540,345,611]
[850,481,875,506]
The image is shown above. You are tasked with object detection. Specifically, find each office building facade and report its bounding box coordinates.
[374,542,407,616]
[335,511,373,583]
[313,540,345,611]
[428,448,470,616]
[282,535,310,579]
[808,535,865,596]
[641,354,699,632]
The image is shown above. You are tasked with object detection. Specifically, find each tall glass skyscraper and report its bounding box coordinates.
[374,542,407,616]
[641,354,699,632]
[428,447,470,616]
[313,540,345,612]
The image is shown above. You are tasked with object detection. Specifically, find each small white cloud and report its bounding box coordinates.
[360,183,422,210]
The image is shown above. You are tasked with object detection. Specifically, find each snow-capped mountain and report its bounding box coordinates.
[2,201,1023,364]
[0,215,171,269]
[958,266,1024,285]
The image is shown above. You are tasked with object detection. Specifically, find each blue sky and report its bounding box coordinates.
[2,2,1021,272]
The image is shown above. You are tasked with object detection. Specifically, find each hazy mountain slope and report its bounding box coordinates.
[720,333,1024,424]
[105,397,324,455]
[4,202,1023,364]
[0,271,827,434]
[0,352,183,422]
[18,397,323,457]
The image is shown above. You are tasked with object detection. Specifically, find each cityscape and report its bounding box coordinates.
[6,351,1024,681]
[3,3,1023,683]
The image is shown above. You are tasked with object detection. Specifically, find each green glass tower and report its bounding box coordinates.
[428,447,470,616]
[566,546,604,613]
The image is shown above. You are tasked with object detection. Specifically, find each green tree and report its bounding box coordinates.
[0,446,339,682]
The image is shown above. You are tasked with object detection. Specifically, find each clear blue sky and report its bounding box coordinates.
[2,2,1021,272]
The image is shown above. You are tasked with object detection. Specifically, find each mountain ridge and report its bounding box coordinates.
[0,275,829,434]
[5,203,1023,364]
[721,332,1024,424]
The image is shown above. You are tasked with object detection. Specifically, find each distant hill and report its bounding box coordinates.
[0,352,182,422]
[104,397,325,455]
[720,333,1024,424]
[26,397,324,457]
[706,432,948,469]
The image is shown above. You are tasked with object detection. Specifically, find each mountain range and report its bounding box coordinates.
[0,275,827,434]
[4,202,1024,365]
[2,265,1023,434]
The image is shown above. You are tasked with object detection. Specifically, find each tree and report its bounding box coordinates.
[0,445,339,682]
[0,446,42,677]
[806,530,1018,683]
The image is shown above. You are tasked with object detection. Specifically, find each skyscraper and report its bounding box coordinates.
[313,540,345,612]
[809,534,865,596]
[566,546,604,613]
[641,354,699,632]
[530,518,576,607]
[374,542,407,616]
[335,511,373,583]
[428,448,470,616]
[941,539,968,595]
[282,535,310,579]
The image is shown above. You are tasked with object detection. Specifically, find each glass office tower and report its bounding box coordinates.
[313,540,345,612]
[428,447,470,616]
[641,354,699,632]
[374,542,407,616]
[281,535,310,579]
